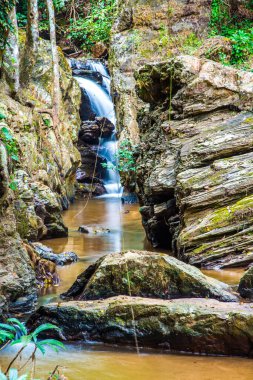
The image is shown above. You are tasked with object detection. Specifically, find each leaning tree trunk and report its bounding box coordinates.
[20,0,39,85]
[3,6,20,93]
[46,0,60,128]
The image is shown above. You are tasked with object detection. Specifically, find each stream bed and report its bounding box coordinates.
[1,197,252,379]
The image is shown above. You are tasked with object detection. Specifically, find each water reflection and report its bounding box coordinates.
[1,343,253,380]
[1,198,252,379]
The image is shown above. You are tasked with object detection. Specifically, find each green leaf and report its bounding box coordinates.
[31,323,60,339]
[0,127,13,141]
[7,319,27,335]
[39,339,65,352]
[36,342,46,355]
[0,323,16,332]
[11,335,32,347]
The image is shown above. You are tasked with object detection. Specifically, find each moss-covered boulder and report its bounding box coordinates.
[29,296,253,356]
[61,250,237,302]
[238,267,253,299]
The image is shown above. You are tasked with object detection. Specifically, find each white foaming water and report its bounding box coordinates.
[101,136,123,197]
[74,76,116,125]
[74,61,122,197]
[87,60,111,95]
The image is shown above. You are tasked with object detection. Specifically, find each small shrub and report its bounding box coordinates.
[0,126,19,162]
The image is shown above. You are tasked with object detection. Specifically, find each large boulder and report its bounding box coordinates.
[61,250,237,302]
[29,296,253,356]
[238,267,253,300]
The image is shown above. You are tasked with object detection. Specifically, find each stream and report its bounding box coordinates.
[1,60,253,379]
[1,198,252,379]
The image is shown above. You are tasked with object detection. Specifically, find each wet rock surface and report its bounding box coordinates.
[32,242,78,266]
[29,296,253,356]
[61,251,237,302]
[79,117,115,145]
[76,116,115,197]
[238,267,253,300]
[78,225,110,234]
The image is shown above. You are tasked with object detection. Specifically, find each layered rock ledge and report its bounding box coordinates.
[29,296,253,356]
[133,56,253,269]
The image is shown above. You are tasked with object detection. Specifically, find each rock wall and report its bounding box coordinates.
[0,35,81,313]
[0,143,37,314]
[0,36,81,241]
[110,0,211,144]
[135,56,253,269]
[110,0,253,268]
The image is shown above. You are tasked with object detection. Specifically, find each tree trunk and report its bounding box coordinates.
[46,0,61,128]
[20,0,39,85]
[3,6,20,93]
[26,0,39,51]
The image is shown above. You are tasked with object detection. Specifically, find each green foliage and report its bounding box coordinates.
[0,0,16,51]
[0,318,64,354]
[0,127,19,162]
[0,318,64,378]
[209,0,253,67]
[67,0,116,51]
[102,139,136,174]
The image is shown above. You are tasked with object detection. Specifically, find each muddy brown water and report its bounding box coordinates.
[1,198,252,379]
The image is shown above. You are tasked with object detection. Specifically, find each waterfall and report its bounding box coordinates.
[73,60,122,197]
[74,76,116,125]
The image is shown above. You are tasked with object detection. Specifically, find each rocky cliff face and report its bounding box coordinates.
[135,56,253,268]
[110,0,253,268]
[0,35,81,313]
[0,143,37,314]
[110,0,211,144]
[0,36,81,241]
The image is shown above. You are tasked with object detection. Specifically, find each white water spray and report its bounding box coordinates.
[74,62,122,197]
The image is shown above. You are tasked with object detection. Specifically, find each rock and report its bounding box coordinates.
[73,70,103,85]
[238,267,253,300]
[110,0,211,145]
[78,225,110,235]
[91,42,108,58]
[79,117,115,144]
[31,242,78,266]
[24,243,59,287]
[132,55,253,268]
[28,296,253,356]
[196,36,233,63]
[0,32,81,242]
[61,250,237,302]
[0,144,37,316]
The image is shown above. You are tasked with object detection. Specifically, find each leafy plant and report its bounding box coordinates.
[102,139,136,174]
[209,0,253,67]
[0,0,16,52]
[0,318,64,376]
[0,126,19,162]
[67,0,116,51]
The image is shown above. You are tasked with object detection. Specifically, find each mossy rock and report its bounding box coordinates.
[29,296,253,356]
[61,250,237,302]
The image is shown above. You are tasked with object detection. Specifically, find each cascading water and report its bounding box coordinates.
[72,60,122,197]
